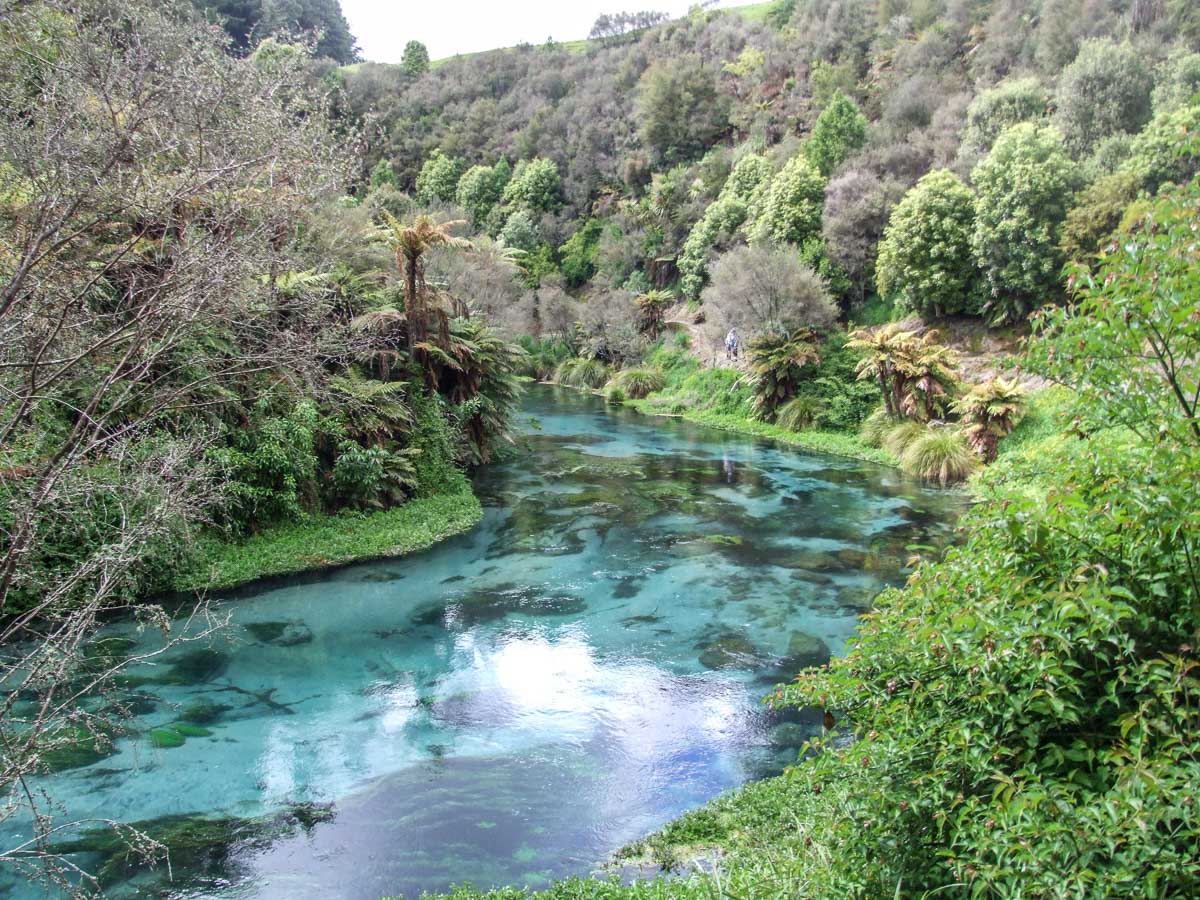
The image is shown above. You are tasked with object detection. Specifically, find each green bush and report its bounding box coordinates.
[805,90,867,177]
[1053,39,1153,159]
[745,152,824,246]
[606,368,666,400]
[960,77,1049,159]
[972,123,1081,322]
[1122,99,1200,194]
[553,357,610,389]
[208,399,320,531]
[899,426,977,483]
[414,149,465,205]
[876,169,981,317]
[557,219,605,288]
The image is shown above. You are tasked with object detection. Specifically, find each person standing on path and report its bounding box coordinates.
[725,327,740,360]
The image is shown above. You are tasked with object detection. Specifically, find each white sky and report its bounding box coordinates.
[341,0,752,63]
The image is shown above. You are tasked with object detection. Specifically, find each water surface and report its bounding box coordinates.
[4,386,961,898]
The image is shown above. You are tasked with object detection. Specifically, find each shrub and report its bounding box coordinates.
[702,244,838,347]
[876,170,981,318]
[775,395,824,432]
[881,420,926,459]
[557,218,604,287]
[603,385,626,404]
[1122,100,1200,194]
[1054,39,1153,159]
[859,405,891,447]
[960,77,1048,160]
[414,149,465,205]
[899,426,978,483]
[822,169,908,305]
[606,368,666,400]
[1151,49,1200,113]
[635,55,731,163]
[455,159,510,229]
[678,153,771,298]
[746,152,825,246]
[972,123,1081,323]
[805,90,867,177]
[1060,170,1141,261]
[553,357,609,389]
[500,157,561,213]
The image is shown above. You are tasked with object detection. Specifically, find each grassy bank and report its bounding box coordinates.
[630,401,898,466]
[623,344,894,467]
[175,483,482,592]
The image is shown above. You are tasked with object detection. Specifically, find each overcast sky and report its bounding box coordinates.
[341,0,751,63]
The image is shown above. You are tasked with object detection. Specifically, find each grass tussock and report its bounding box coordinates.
[901,427,978,484]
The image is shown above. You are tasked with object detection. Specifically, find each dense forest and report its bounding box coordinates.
[1,0,1199,895]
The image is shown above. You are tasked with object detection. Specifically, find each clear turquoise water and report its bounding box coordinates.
[4,386,962,898]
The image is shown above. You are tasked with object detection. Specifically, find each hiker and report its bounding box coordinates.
[725,327,739,360]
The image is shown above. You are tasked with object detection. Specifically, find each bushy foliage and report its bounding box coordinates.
[876,170,980,318]
[401,40,429,77]
[702,244,837,347]
[745,152,825,246]
[1060,170,1142,262]
[821,169,908,305]
[208,400,320,531]
[553,357,610,389]
[1151,49,1200,113]
[500,157,562,213]
[368,157,398,191]
[606,368,666,400]
[959,77,1048,160]
[805,91,867,177]
[677,152,771,298]
[635,55,730,164]
[972,123,1080,322]
[899,426,978,483]
[455,159,511,229]
[1054,39,1154,159]
[557,218,605,288]
[414,149,466,205]
[1122,99,1200,194]
[754,180,1200,897]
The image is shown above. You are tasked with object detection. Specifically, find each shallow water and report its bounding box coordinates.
[4,386,962,898]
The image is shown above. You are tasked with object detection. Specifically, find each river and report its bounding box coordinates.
[3,385,962,898]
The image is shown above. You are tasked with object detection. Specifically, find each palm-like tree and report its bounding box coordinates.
[634,290,673,339]
[748,328,822,421]
[896,330,960,422]
[952,376,1025,462]
[848,323,920,421]
[376,213,471,354]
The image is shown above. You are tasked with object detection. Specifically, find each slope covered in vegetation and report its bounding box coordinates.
[2,0,1199,894]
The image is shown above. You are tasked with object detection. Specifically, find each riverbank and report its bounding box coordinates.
[174,483,482,592]
[628,400,897,466]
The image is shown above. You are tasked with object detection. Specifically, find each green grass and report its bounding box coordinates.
[175,485,482,592]
[628,346,896,466]
[730,1,774,24]
[632,401,898,466]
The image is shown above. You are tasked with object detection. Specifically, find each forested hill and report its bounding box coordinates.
[336,0,1200,330]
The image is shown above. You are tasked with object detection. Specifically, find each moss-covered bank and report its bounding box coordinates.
[175,483,482,592]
